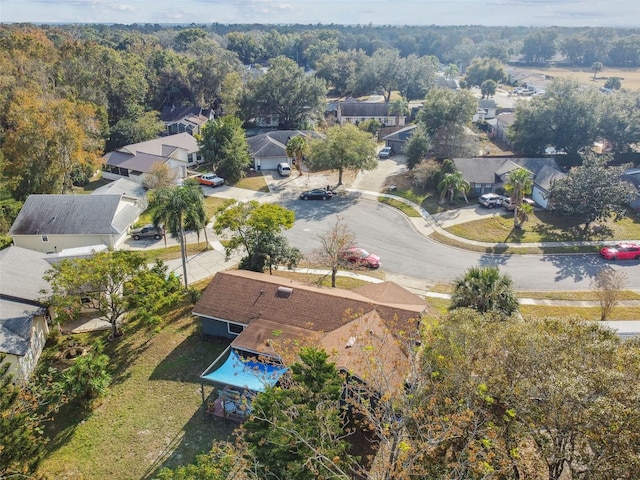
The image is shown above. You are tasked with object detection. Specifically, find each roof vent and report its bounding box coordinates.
[345,336,357,348]
[275,286,293,299]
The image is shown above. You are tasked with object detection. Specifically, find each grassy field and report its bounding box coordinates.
[515,65,640,91]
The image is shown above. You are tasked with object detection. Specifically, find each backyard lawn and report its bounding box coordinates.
[38,308,237,480]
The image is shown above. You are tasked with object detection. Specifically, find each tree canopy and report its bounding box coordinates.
[240,56,327,129]
[547,151,634,230]
[307,124,377,186]
[450,266,519,317]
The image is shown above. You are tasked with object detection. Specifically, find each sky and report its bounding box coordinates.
[1,0,638,28]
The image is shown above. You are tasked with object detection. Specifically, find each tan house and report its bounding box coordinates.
[9,194,140,253]
[195,270,426,418]
[337,101,405,127]
[0,246,52,382]
[101,133,201,185]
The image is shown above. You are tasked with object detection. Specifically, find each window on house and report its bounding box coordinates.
[228,323,244,335]
[41,235,49,242]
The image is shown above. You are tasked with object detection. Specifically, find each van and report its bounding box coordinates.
[277,163,292,177]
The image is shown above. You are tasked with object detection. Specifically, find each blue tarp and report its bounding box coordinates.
[201,349,287,392]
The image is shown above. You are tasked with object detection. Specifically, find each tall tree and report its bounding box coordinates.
[213,200,296,271]
[404,125,432,170]
[591,61,604,80]
[242,347,357,480]
[310,216,357,288]
[150,183,208,287]
[3,91,103,198]
[240,56,326,129]
[509,78,602,160]
[45,250,147,339]
[396,54,438,101]
[198,115,251,183]
[389,97,409,127]
[464,57,506,87]
[480,79,497,99]
[286,135,308,175]
[503,167,534,229]
[547,152,634,231]
[306,124,377,186]
[450,266,519,318]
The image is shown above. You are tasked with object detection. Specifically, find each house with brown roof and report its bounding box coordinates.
[195,270,426,418]
[101,133,201,185]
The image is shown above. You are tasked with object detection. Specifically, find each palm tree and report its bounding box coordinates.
[389,97,409,127]
[504,168,533,229]
[438,171,470,204]
[443,63,460,81]
[150,183,207,288]
[592,61,603,81]
[286,135,308,175]
[450,266,519,317]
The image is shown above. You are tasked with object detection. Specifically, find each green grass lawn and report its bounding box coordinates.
[38,311,237,480]
[446,210,640,244]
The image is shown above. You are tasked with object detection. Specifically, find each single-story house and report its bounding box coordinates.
[381,124,418,153]
[159,105,213,136]
[453,157,563,205]
[9,194,140,253]
[90,178,149,212]
[0,246,52,382]
[247,130,322,171]
[337,102,405,127]
[195,270,426,419]
[101,133,202,185]
[532,164,567,208]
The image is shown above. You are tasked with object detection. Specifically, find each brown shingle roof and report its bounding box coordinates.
[193,270,426,389]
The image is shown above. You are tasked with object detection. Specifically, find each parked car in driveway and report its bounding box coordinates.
[198,173,225,187]
[600,243,640,260]
[502,197,535,211]
[341,247,381,268]
[277,163,292,177]
[378,146,392,159]
[131,224,164,240]
[299,188,333,200]
[478,193,505,208]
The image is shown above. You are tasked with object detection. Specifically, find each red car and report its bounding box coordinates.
[341,247,381,268]
[599,243,640,260]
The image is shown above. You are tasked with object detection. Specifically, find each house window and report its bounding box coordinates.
[41,235,49,242]
[228,323,244,335]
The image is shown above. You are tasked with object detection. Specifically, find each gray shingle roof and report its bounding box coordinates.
[247,130,321,160]
[91,178,147,200]
[382,124,418,142]
[535,165,567,192]
[453,157,560,185]
[339,102,392,117]
[9,195,138,236]
[0,246,51,302]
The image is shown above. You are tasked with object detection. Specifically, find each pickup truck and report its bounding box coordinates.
[198,173,225,187]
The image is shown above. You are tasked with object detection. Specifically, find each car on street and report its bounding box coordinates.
[130,224,165,240]
[198,173,225,187]
[299,188,333,200]
[378,146,392,159]
[341,247,381,268]
[478,193,505,208]
[599,243,640,261]
[502,197,535,211]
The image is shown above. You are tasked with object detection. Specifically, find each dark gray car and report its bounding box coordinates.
[130,224,164,240]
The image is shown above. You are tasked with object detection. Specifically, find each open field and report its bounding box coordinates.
[513,65,640,91]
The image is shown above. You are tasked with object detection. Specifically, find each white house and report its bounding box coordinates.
[0,247,52,382]
[337,101,404,127]
[9,194,140,253]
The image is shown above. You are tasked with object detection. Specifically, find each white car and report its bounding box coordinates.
[198,173,225,187]
[478,193,505,208]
